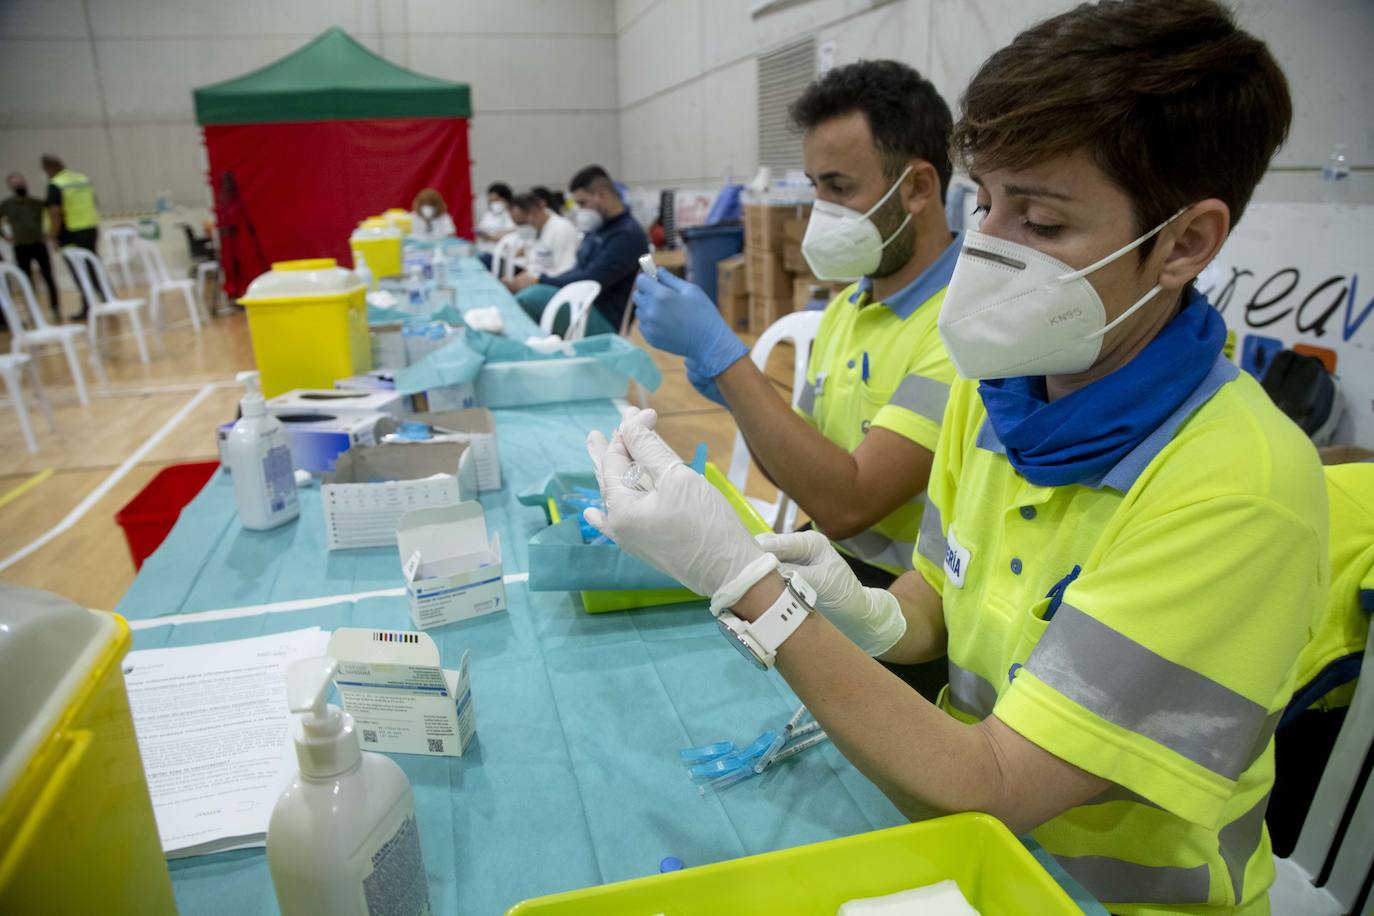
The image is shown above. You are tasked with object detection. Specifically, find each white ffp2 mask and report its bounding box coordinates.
[936,211,1182,379]
[574,207,603,233]
[801,166,913,282]
[419,205,436,219]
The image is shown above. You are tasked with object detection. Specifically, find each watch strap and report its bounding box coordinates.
[742,573,813,666]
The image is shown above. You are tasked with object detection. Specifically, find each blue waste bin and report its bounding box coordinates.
[681,223,744,305]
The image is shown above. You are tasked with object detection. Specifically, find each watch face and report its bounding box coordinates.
[717,617,767,670]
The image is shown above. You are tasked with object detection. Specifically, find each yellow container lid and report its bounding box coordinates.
[273,258,336,271]
[240,259,365,301]
[0,584,117,807]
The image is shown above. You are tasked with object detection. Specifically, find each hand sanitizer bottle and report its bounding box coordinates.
[268,657,432,916]
[226,370,299,530]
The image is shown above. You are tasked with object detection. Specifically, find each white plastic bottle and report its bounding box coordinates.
[267,657,432,916]
[405,264,427,314]
[430,246,448,289]
[354,252,373,291]
[226,370,299,530]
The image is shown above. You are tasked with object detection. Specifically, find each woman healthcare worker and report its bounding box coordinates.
[585,2,1327,913]
[410,188,456,241]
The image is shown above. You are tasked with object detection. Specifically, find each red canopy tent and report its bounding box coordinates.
[192,28,473,296]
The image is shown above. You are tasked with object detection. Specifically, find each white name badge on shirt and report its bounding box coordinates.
[944,527,971,589]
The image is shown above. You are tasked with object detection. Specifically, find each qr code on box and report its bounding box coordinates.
[427,738,444,753]
[363,729,379,744]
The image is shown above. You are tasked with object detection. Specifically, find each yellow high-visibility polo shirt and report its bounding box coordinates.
[915,356,1328,915]
[795,232,960,574]
[1289,461,1374,715]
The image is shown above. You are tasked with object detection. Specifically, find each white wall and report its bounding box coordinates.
[615,0,1374,206]
[0,0,622,221]
[2,0,1368,220]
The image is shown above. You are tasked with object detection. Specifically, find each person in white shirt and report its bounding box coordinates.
[410,188,456,241]
[509,192,581,276]
[475,182,516,256]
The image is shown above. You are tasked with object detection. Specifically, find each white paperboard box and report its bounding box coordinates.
[321,442,475,550]
[326,627,475,757]
[376,408,501,491]
[397,501,506,629]
[371,321,408,370]
[268,388,405,418]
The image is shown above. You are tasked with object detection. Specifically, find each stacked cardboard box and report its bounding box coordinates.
[744,202,810,332]
[716,254,749,332]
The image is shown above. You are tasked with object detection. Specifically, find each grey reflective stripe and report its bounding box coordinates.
[947,660,997,720]
[916,500,946,567]
[1219,792,1270,903]
[797,380,816,416]
[1026,603,1275,780]
[835,529,916,571]
[888,374,950,422]
[1055,855,1211,906]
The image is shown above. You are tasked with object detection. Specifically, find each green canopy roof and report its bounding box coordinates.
[193,27,471,125]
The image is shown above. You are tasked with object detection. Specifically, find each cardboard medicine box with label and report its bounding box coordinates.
[397,501,506,629]
[326,627,475,757]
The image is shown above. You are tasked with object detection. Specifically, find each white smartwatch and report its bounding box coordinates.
[716,571,816,670]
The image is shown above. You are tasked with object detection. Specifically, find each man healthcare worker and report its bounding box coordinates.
[1268,453,1374,855]
[632,61,960,600]
[584,2,1326,913]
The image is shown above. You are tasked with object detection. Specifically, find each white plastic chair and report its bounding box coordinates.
[0,262,89,405]
[103,222,141,294]
[726,310,825,533]
[1271,621,1374,915]
[0,353,55,453]
[540,281,601,342]
[62,246,150,370]
[491,233,522,281]
[135,238,202,332]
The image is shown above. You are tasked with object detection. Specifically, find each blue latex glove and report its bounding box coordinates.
[633,271,749,379]
[685,357,728,407]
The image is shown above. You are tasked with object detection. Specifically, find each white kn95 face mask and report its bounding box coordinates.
[801,166,913,282]
[936,210,1183,379]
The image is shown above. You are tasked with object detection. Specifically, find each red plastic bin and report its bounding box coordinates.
[115,461,221,570]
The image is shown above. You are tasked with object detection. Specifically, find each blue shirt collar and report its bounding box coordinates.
[976,353,1239,493]
[847,231,963,319]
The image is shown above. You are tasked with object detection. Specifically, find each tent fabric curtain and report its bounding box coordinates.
[205,116,472,296]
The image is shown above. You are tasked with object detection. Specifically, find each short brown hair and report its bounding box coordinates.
[412,187,446,215]
[952,0,1291,246]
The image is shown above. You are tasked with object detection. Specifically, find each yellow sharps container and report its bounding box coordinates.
[238,258,371,398]
[350,217,403,281]
[0,585,176,916]
[382,207,414,236]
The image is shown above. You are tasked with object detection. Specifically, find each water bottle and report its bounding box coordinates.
[1323,143,1350,204]
[431,247,449,288]
[405,265,426,314]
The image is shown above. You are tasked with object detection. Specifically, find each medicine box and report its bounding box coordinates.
[321,442,475,550]
[376,407,501,491]
[278,412,384,474]
[216,412,382,474]
[267,388,404,418]
[370,321,408,370]
[397,501,506,629]
[326,628,475,757]
[418,384,478,413]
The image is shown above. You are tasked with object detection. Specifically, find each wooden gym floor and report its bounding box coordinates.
[0,296,794,611]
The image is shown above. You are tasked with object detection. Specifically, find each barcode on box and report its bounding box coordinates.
[363,729,379,744]
[427,738,444,753]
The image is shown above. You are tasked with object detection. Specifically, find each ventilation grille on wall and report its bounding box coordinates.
[757,36,816,174]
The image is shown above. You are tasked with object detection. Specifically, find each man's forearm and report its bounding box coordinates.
[716,358,880,537]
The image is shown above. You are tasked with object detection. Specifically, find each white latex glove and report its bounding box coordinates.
[585,408,767,599]
[756,530,906,657]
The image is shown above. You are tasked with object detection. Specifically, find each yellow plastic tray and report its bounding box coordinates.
[507,813,1079,915]
[549,462,770,613]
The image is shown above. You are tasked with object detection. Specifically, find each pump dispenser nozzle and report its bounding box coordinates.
[285,656,361,778]
[236,370,266,418]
